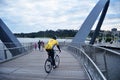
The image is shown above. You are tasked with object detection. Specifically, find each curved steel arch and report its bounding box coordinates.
[72,0,110,44]
[0,19,22,56]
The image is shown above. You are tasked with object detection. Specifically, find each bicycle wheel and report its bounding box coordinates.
[55,55,60,68]
[44,59,52,73]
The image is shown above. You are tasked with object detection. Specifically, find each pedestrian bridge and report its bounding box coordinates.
[0,44,88,80]
[0,0,120,79]
[0,43,120,80]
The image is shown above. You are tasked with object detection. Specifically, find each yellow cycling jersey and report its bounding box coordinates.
[45,39,59,49]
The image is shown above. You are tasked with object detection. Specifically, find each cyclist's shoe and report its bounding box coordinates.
[53,65,57,69]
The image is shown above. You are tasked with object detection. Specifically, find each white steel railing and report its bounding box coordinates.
[0,42,34,62]
[68,44,107,80]
[67,43,120,80]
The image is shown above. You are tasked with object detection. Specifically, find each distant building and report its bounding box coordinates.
[111,28,117,32]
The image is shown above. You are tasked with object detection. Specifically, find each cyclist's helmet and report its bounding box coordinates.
[52,35,57,40]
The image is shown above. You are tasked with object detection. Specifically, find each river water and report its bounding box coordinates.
[18,37,72,43]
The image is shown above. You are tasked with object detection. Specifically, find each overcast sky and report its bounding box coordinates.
[0,0,120,33]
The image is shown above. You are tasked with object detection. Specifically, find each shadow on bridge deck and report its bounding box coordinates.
[0,49,89,80]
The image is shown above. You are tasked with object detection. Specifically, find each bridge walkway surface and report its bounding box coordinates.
[0,49,89,80]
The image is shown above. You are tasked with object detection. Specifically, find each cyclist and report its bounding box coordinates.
[45,36,61,68]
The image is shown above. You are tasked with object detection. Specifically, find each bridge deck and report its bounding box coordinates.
[0,49,89,80]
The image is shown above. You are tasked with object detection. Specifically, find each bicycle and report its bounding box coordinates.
[44,50,60,73]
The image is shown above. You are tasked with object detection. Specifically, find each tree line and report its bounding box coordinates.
[14,29,78,38]
[14,29,120,42]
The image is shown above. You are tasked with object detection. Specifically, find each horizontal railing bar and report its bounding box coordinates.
[68,44,107,80]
